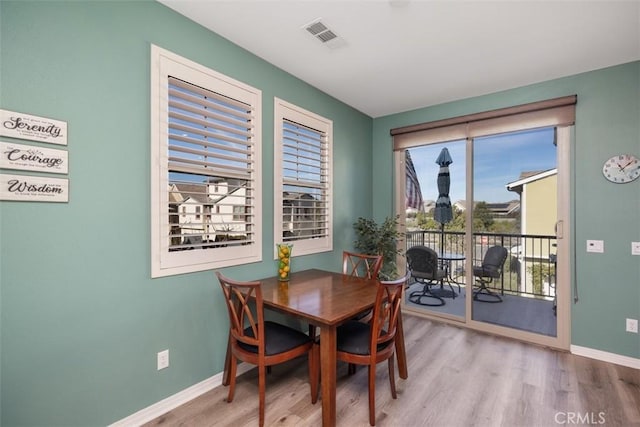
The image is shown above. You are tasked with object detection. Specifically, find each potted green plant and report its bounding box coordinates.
[353,215,403,280]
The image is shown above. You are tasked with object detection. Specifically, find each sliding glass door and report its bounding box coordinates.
[403,140,466,320]
[396,120,571,350]
[470,128,559,338]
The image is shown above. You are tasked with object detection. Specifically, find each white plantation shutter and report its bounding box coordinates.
[167,77,256,250]
[274,99,332,256]
[151,46,262,277]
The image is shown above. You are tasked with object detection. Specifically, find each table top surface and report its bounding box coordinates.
[438,252,465,261]
[256,269,379,327]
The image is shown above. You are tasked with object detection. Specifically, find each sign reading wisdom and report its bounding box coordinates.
[0,141,68,174]
[0,174,69,202]
[0,109,67,145]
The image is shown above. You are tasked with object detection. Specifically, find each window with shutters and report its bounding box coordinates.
[274,98,332,257]
[151,46,262,278]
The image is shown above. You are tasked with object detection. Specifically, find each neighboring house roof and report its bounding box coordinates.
[486,200,520,216]
[506,168,557,193]
[171,183,211,204]
[453,200,466,211]
[520,170,546,180]
[210,179,247,204]
[170,180,249,206]
[506,200,520,215]
[411,200,435,213]
[447,199,519,216]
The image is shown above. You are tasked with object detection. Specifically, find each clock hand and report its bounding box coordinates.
[620,160,636,170]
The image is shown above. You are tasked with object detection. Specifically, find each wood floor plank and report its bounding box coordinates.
[144,314,640,427]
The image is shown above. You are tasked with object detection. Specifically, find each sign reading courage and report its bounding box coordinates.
[0,141,68,174]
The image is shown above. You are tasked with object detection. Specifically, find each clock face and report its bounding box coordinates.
[602,154,640,183]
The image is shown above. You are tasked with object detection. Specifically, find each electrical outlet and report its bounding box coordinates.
[632,242,640,256]
[157,349,169,370]
[626,318,638,333]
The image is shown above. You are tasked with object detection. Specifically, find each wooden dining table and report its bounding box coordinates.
[246,269,409,427]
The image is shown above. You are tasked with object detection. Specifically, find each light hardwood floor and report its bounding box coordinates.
[145,314,640,427]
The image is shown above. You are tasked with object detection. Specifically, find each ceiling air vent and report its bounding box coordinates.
[303,19,345,49]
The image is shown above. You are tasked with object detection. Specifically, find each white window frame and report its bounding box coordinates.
[151,45,262,278]
[274,98,332,257]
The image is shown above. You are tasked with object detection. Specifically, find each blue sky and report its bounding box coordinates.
[408,127,556,204]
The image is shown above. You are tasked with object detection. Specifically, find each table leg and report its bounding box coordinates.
[320,325,337,427]
[396,312,408,379]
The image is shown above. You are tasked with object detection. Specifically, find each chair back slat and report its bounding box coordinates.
[216,272,263,350]
[370,273,408,354]
[342,251,383,279]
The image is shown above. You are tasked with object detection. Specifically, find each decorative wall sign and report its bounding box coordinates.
[0,174,69,202]
[0,141,68,174]
[0,109,67,145]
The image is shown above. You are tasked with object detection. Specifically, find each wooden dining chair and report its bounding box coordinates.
[323,272,408,426]
[309,251,383,339]
[342,251,384,323]
[342,250,383,279]
[215,271,319,427]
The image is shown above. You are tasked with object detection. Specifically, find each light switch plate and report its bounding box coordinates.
[632,242,640,256]
[586,240,604,253]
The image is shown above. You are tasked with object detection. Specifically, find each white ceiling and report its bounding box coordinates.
[158,0,640,118]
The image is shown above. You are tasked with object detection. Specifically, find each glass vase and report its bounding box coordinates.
[276,243,293,281]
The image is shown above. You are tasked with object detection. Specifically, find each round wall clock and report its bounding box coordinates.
[602,154,640,183]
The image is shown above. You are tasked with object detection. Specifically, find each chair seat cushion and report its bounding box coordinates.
[473,266,499,278]
[352,308,371,321]
[239,321,312,355]
[412,269,446,281]
[336,320,391,355]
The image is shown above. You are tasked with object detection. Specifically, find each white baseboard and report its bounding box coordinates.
[109,362,254,427]
[570,345,640,369]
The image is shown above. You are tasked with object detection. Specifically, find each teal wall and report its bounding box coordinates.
[2,0,638,425]
[373,62,640,359]
[0,1,373,425]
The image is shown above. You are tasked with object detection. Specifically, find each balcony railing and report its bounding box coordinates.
[406,230,557,299]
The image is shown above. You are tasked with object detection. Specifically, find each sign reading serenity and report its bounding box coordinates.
[0,109,67,146]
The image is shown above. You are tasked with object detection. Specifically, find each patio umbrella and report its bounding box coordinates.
[434,147,453,256]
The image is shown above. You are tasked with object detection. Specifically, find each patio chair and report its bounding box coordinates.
[472,245,508,303]
[216,271,318,427]
[406,246,447,306]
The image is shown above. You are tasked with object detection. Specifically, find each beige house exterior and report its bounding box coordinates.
[507,169,558,294]
[508,169,558,238]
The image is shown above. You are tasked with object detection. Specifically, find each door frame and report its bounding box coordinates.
[395,126,571,351]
